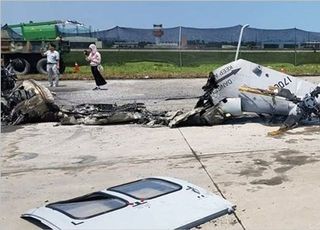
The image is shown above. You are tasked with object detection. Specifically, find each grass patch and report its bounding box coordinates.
[63,51,320,67]
[63,62,221,78]
[267,63,320,75]
[20,62,320,81]
[54,50,320,79]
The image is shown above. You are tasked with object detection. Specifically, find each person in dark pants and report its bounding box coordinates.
[85,44,106,90]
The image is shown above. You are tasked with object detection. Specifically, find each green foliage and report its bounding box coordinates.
[240,52,320,65]
[62,62,320,79]
[59,50,320,78]
[64,51,320,67]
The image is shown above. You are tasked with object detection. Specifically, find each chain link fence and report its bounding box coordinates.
[77,25,320,50]
[61,25,320,67]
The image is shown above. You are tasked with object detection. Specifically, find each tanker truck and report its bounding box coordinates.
[1,20,88,75]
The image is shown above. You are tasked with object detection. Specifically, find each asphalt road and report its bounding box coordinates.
[48,76,320,111]
[50,78,206,111]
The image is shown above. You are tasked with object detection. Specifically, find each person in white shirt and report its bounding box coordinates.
[85,44,106,90]
[42,43,60,87]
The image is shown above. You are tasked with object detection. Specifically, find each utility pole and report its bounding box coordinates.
[294,27,297,66]
[179,26,182,67]
[235,24,249,61]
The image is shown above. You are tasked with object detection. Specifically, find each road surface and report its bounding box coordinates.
[1,77,320,230]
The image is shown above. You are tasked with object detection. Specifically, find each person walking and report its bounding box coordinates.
[85,44,106,90]
[42,43,60,87]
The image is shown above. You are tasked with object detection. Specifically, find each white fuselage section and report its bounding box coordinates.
[212,59,319,115]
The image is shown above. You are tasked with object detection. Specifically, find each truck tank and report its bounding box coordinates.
[1,21,70,75]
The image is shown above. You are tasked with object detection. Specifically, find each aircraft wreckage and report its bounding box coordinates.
[1,59,320,135]
[21,177,235,229]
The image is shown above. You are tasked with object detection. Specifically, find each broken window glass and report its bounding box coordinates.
[108,178,182,200]
[47,192,127,219]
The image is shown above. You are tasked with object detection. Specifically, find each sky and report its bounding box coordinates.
[1,1,320,32]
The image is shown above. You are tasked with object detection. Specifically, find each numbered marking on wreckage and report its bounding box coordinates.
[219,65,233,76]
[213,79,233,94]
[274,76,292,88]
[212,65,240,93]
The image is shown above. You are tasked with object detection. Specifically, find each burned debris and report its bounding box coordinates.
[1,59,319,134]
[59,103,177,126]
[1,63,60,125]
[1,61,17,95]
[238,85,320,135]
[168,101,227,127]
[48,70,233,128]
[193,59,320,134]
[269,86,320,135]
[1,80,60,125]
[59,103,146,125]
[0,70,180,126]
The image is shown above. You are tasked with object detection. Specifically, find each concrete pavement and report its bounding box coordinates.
[1,78,320,229]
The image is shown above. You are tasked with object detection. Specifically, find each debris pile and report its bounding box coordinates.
[59,103,177,126]
[238,85,320,135]
[1,80,60,125]
[2,59,319,134]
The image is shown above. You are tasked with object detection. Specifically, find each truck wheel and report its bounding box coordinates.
[12,58,30,75]
[36,58,47,74]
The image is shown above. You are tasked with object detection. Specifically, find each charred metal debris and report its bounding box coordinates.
[1,65,319,132]
[237,85,320,135]
[1,79,60,125]
[0,75,181,126]
[1,63,59,125]
[1,64,226,127]
[59,103,181,127]
[1,81,227,128]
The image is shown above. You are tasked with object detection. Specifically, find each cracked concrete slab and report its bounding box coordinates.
[2,78,320,230]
